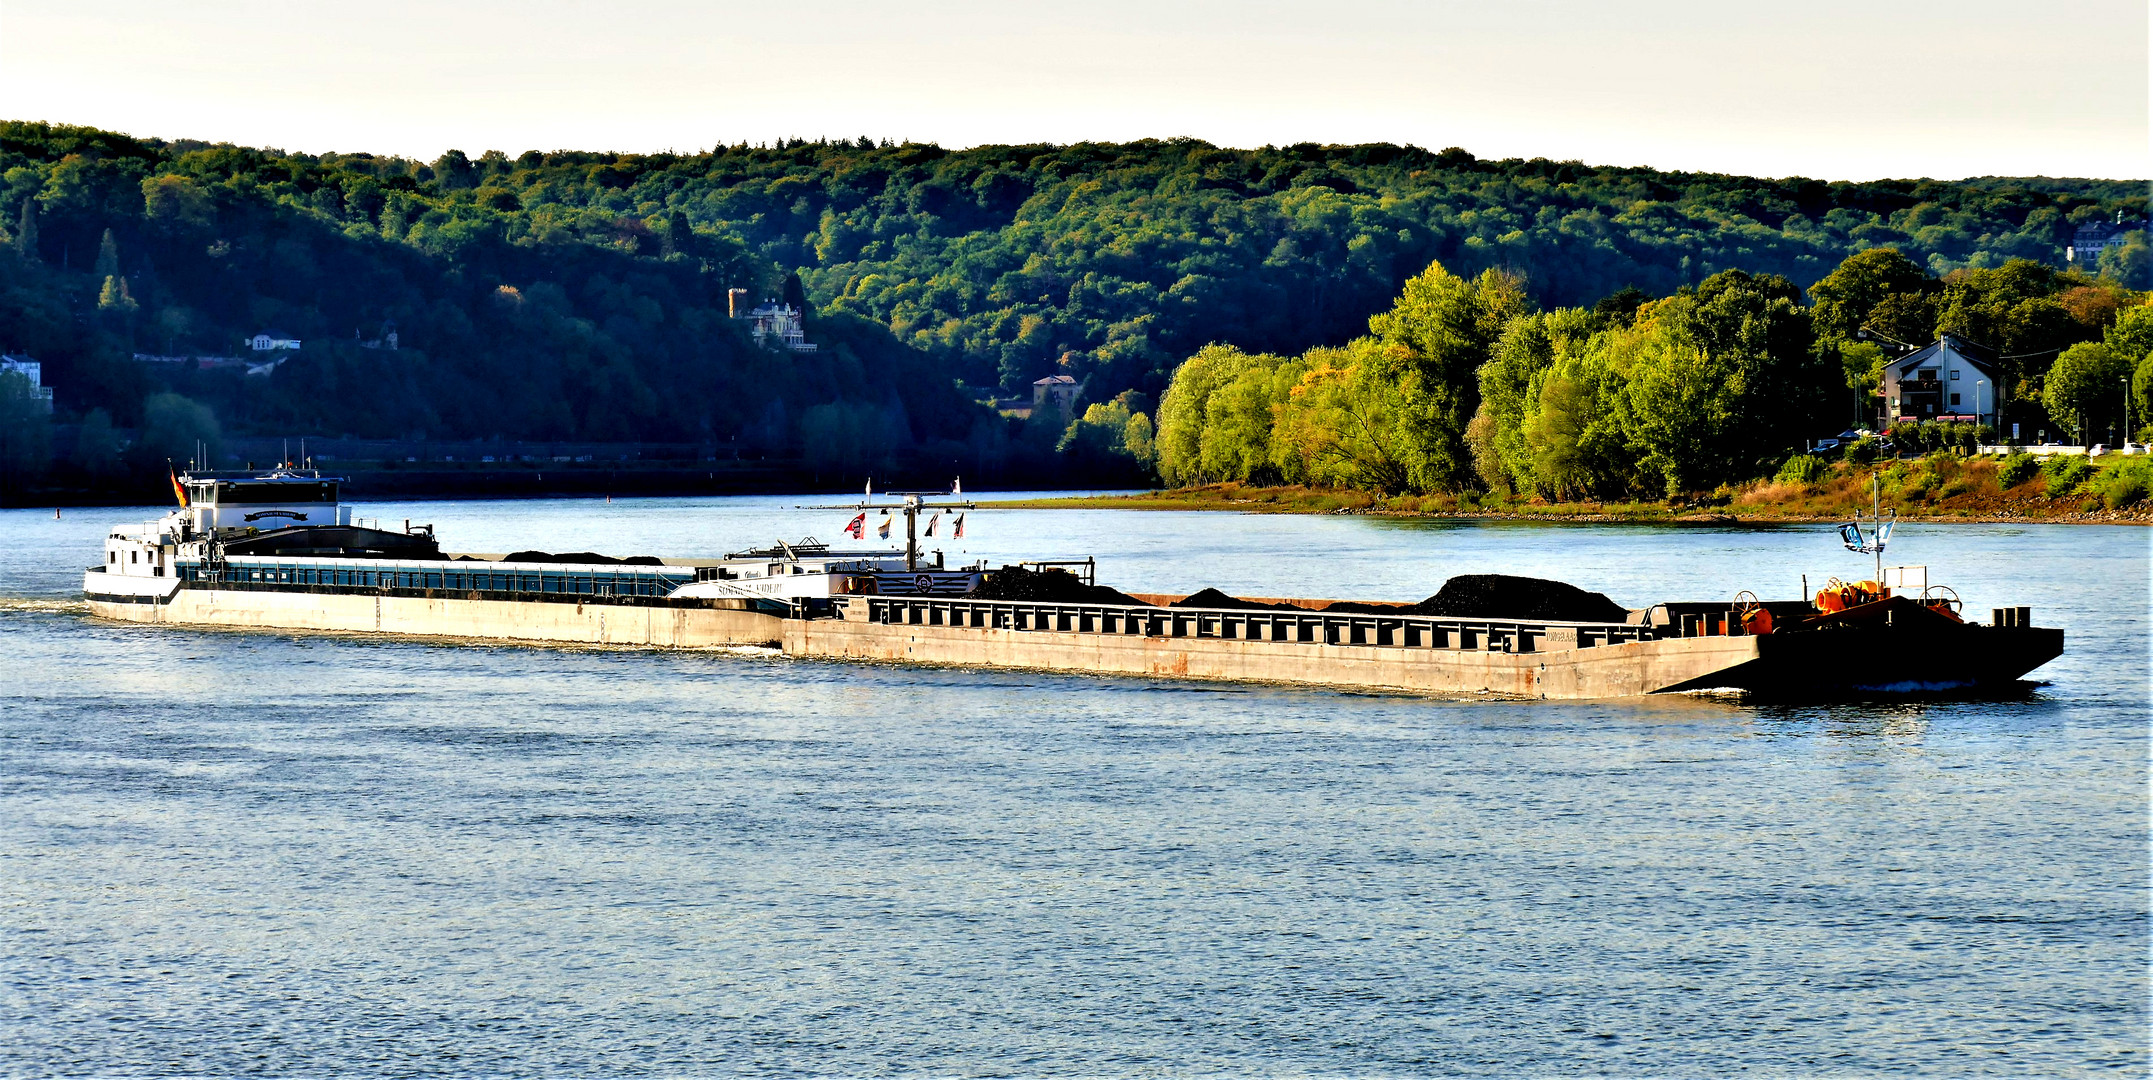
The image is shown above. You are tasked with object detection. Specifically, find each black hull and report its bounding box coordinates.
[1658,624,2065,698]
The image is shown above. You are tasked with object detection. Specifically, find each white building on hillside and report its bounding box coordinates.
[248,330,302,351]
[0,354,55,412]
[2066,216,2149,265]
[1879,334,2002,429]
[742,303,817,352]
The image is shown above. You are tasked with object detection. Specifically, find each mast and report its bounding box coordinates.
[905,494,919,570]
[1872,473,1884,583]
[802,479,975,571]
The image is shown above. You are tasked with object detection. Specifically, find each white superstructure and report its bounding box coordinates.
[85,469,984,609]
[93,470,356,598]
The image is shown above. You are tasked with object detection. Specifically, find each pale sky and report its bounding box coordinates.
[2,0,2146,181]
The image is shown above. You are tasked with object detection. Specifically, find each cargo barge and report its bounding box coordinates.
[84,470,2065,699]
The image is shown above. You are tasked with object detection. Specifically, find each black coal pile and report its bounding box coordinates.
[970,566,1152,606]
[1171,588,1300,611]
[1406,574,1629,622]
[501,550,664,565]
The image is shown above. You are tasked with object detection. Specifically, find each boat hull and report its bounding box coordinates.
[83,577,2065,700]
[1657,623,2066,696]
[85,575,785,648]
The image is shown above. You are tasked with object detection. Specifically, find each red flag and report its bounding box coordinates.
[843,512,865,539]
[168,466,190,508]
[953,512,965,538]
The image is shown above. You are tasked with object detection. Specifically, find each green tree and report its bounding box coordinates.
[1862,291,1940,349]
[93,227,120,281]
[2041,342,2133,442]
[1198,354,1305,484]
[1363,263,1531,491]
[799,399,902,476]
[1156,344,1281,486]
[2105,303,2153,363]
[70,407,124,479]
[0,370,53,485]
[1838,339,1888,402]
[1807,247,1932,344]
[98,274,137,312]
[1057,393,1157,481]
[1520,337,1631,499]
[142,174,214,230]
[1606,323,1744,497]
[432,150,475,189]
[13,198,36,262]
[2134,353,2153,441]
[2098,232,2150,289]
[1472,307,1601,491]
[1269,342,1411,492]
[1647,270,1828,478]
[1935,259,2092,385]
[133,392,220,469]
[0,120,2142,489]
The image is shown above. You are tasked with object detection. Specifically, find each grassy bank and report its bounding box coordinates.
[986,454,2153,524]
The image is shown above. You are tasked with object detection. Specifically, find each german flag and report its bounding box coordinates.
[169,465,189,508]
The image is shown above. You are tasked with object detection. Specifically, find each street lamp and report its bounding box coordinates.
[2126,376,2135,453]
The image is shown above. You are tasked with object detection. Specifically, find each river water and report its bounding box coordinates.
[2,495,2146,1076]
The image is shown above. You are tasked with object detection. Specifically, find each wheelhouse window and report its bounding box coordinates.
[205,482,339,505]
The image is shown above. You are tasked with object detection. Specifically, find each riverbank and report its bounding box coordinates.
[986,455,2153,524]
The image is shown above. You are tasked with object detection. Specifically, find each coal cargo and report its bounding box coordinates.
[1170,588,1299,611]
[1409,574,1631,623]
[971,565,1152,607]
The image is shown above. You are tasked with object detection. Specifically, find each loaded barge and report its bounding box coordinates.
[84,470,2065,699]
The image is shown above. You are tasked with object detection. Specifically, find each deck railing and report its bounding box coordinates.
[840,596,1663,653]
[190,555,695,598]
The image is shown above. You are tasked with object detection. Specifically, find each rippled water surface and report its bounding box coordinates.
[3,495,2146,1076]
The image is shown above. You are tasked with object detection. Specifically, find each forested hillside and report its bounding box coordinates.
[1154,252,2153,502]
[0,120,2144,496]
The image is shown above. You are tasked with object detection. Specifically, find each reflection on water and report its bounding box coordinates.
[0,495,2145,1076]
